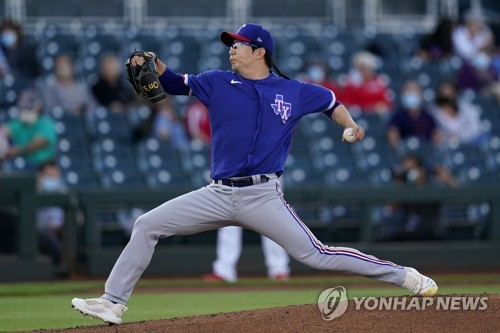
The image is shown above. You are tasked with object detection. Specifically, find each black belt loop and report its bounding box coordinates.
[215,174,271,187]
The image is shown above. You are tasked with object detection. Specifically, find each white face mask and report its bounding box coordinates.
[19,109,39,124]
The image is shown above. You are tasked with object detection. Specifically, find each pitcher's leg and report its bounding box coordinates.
[212,226,243,282]
[238,184,405,286]
[261,235,290,279]
[104,186,232,303]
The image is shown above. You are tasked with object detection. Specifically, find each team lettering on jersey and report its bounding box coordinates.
[271,94,292,124]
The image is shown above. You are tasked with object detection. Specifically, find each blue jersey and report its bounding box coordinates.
[183,70,335,179]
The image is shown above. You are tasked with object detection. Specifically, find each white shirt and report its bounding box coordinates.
[434,101,482,144]
[452,25,493,61]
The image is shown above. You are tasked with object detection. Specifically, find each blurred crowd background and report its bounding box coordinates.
[1,0,500,269]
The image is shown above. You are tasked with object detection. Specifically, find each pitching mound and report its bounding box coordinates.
[38,294,499,333]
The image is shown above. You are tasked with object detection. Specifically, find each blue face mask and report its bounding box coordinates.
[40,177,63,192]
[1,31,17,48]
[401,92,421,110]
[307,66,326,82]
[473,53,490,70]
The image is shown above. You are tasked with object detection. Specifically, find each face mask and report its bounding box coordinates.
[307,66,326,82]
[405,168,420,184]
[19,109,38,124]
[473,53,490,70]
[1,31,17,48]
[401,92,421,110]
[40,177,63,192]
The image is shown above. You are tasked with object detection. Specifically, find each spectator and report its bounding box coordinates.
[336,51,392,115]
[133,97,189,151]
[456,51,500,103]
[91,53,135,113]
[0,19,40,82]
[386,80,438,148]
[152,98,189,151]
[36,160,66,265]
[0,89,57,169]
[42,54,97,114]
[183,99,211,146]
[452,9,494,62]
[383,154,458,241]
[417,17,455,62]
[300,60,338,91]
[433,81,487,145]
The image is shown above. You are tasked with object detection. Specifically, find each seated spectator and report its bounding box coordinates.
[417,17,455,62]
[152,97,189,151]
[457,51,500,103]
[42,54,97,114]
[0,20,40,82]
[336,51,392,115]
[91,53,135,113]
[0,89,57,169]
[36,160,66,265]
[386,80,438,148]
[433,81,487,145]
[133,97,189,151]
[452,9,494,62]
[300,60,338,91]
[183,99,211,146]
[382,154,458,241]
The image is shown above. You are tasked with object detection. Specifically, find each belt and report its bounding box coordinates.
[213,174,271,187]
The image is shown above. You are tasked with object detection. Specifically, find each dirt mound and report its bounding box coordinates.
[36,294,499,333]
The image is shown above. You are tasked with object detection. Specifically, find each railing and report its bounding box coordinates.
[3,0,465,32]
[1,174,500,261]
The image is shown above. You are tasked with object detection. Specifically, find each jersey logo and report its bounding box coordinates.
[271,94,292,124]
[231,79,242,84]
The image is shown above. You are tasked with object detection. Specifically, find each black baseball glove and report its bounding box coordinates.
[125,50,166,103]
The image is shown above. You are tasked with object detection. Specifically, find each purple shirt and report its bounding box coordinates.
[388,107,436,141]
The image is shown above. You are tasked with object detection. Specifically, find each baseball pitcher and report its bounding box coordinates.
[72,23,438,325]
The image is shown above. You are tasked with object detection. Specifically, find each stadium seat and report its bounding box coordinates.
[86,107,132,140]
[63,169,101,189]
[323,167,365,185]
[100,169,146,189]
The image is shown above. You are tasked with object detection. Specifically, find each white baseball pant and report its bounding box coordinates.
[103,178,406,304]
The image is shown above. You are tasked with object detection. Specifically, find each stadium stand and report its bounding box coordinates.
[1,6,500,246]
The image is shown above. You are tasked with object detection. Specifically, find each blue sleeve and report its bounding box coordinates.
[299,82,336,116]
[158,68,190,95]
[185,70,218,107]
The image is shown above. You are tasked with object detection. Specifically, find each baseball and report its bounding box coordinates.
[342,127,356,142]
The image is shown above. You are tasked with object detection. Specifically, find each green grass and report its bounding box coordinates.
[0,275,499,332]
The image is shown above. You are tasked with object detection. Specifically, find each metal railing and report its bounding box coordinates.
[2,0,468,32]
[1,175,500,270]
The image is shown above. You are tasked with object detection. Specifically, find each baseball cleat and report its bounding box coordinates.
[270,274,289,281]
[402,267,438,296]
[71,297,127,325]
[202,273,228,282]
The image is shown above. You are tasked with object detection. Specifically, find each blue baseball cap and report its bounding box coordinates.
[221,23,275,55]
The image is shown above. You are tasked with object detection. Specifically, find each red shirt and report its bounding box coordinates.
[184,100,211,144]
[337,75,392,112]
